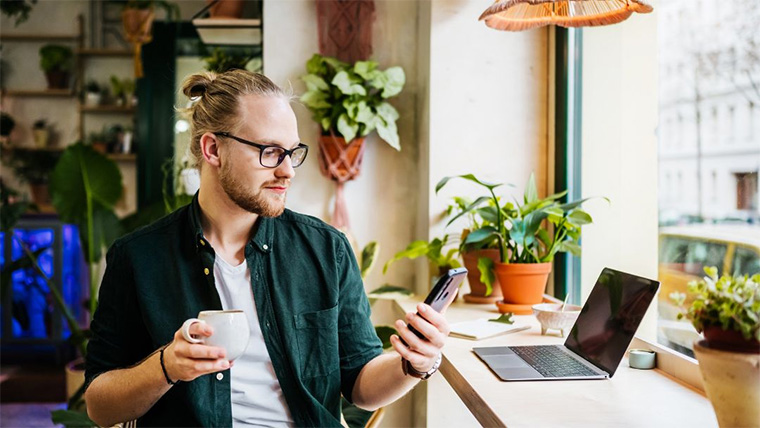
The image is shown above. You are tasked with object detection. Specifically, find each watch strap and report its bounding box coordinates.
[402,354,442,380]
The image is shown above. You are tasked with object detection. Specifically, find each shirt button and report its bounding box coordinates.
[216,373,223,381]
[199,239,206,246]
[204,268,210,276]
[262,244,269,250]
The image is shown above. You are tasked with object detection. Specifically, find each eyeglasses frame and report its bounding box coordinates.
[213,132,309,168]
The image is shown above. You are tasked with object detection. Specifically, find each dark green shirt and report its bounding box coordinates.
[85,196,382,427]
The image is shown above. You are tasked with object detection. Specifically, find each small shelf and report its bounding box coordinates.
[107,153,136,162]
[79,105,136,114]
[77,48,132,57]
[2,89,76,97]
[2,146,64,153]
[0,34,80,42]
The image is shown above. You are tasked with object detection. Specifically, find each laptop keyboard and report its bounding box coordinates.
[509,346,600,378]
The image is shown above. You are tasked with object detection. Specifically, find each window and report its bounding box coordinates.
[657,0,760,357]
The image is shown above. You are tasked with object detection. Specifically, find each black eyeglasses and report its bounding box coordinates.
[214,132,309,168]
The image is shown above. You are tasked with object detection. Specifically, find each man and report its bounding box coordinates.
[84,70,451,427]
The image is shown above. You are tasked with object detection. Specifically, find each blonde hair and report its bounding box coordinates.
[178,69,289,168]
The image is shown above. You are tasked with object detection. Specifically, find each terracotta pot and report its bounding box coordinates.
[693,340,760,427]
[122,8,155,42]
[494,262,551,305]
[45,71,70,89]
[703,325,760,353]
[318,134,366,183]
[207,0,245,18]
[29,183,50,206]
[462,249,503,304]
[92,142,108,154]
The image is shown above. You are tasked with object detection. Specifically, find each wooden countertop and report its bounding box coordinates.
[394,299,717,427]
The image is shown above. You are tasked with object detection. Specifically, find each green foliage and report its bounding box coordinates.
[300,53,405,150]
[50,142,123,316]
[359,241,379,280]
[85,80,100,93]
[51,409,97,428]
[203,48,253,73]
[0,182,34,233]
[0,0,37,27]
[367,284,414,301]
[2,147,60,184]
[670,267,760,342]
[0,112,15,136]
[489,313,515,324]
[39,44,73,73]
[383,234,461,275]
[437,172,605,264]
[124,0,179,20]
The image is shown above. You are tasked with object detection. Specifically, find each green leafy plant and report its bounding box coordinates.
[300,53,406,149]
[0,112,16,137]
[123,0,179,20]
[39,44,73,73]
[85,80,100,93]
[203,48,253,73]
[2,148,59,184]
[0,0,37,26]
[671,267,760,342]
[32,118,46,130]
[438,173,603,265]
[383,234,462,275]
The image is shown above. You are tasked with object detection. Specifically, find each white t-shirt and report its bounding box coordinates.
[213,256,294,427]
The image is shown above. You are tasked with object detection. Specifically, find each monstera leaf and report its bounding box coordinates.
[50,143,123,264]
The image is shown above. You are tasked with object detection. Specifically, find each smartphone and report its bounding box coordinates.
[403,267,468,343]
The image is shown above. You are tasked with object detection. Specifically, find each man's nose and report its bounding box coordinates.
[274,155,296,179]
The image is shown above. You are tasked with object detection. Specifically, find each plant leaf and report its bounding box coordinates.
[446,196,491,227]
[376,118,400,151]
[383,241,430,274]
[524,172,538,204]
[463,226,499,246]
[51,409,97,428]
[336,114,359,142]
[300,90,330,110]
[301,74,329,91]
[332,71,366,96]
[477,256,495,296]
[374,325,397,350]
[360,241,379,280]
[353,60,379,80]
[381,66,406,98]
[489,313,515,324]
[367,284,414,299]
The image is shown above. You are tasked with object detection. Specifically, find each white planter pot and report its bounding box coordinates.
[85,92,101,107]
[180,168,201,195]
[693,340,760,427]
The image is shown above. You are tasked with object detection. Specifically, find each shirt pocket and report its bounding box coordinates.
[294,305,339,379]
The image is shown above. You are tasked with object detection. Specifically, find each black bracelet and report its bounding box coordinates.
[159,345,177,385]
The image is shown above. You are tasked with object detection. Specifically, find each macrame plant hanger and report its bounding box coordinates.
[315,0,376,231]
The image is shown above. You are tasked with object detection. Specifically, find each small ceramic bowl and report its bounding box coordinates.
[532,303,582,337]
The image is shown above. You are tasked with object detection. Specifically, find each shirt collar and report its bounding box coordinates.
[189,192,274,254]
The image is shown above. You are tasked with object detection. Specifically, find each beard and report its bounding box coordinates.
[218,159,288,217]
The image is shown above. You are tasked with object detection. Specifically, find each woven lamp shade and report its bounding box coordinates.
[479,0,653,31]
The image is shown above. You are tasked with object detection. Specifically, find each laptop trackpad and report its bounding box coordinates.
[484,354,528,369]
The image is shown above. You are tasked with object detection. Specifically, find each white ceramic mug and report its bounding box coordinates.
[181,310,250,361]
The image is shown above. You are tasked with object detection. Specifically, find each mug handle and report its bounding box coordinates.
[181,318,205,344]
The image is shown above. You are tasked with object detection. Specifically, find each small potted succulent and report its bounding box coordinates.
[32,119,49,148]
[84,80,102,106]
[671,267,760,427]
[39,44,73,89]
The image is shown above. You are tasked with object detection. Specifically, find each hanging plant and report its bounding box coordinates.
[121,0,179,78]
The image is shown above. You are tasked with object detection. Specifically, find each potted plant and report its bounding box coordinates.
[31,119,49,148]
[87,128,109,154]
[437,173,603,314]
[671,267,760,427]
[2,147,60,209]
[121,0,179,78]
[383,234,462,290]
[84,80,102,106]
[0,0,37,27]
[39,44,73,89]
[203,47,252,73]
[300,53,405,182]
[109,75,125,106]
[446,196,504,304]
[1,112,15,147]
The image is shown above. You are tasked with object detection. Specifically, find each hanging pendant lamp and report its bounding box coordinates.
[479,0,653,31]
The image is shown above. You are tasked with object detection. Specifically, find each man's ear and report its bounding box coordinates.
[199,132,222,168]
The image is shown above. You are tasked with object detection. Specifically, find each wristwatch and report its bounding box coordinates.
[402,354,442,380]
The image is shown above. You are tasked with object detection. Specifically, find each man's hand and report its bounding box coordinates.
[163,322,231,382]
[390,303,451,372]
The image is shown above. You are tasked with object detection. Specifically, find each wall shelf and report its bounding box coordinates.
[77,48,132,57]
[0,34,80,42]
[107,153,136,162]
[79,105,136,114]
[2,89,76,97]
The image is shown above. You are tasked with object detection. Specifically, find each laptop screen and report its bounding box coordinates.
[564,268,660,377]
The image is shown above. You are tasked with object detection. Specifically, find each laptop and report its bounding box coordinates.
[473,268,660,381]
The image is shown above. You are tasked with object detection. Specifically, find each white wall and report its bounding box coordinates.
[581,7,660,340]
